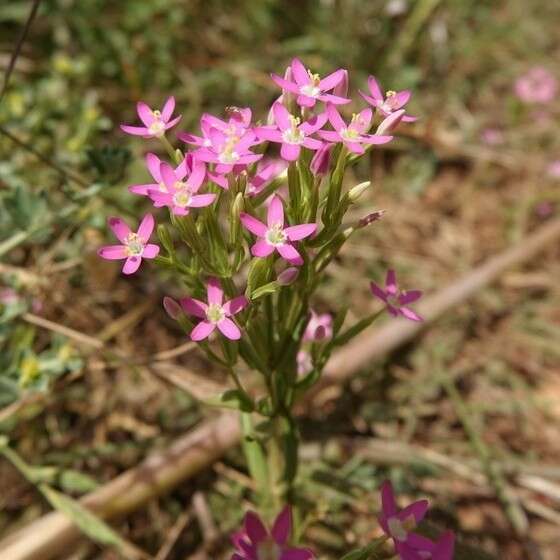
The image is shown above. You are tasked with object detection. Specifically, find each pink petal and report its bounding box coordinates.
[164,115,182,130]
[345,141,365,155]
[251,239,275,258]
[98,245,127,260]
[178,132,206,146]
[142,244,159,258]
[273,102,292,130]
[385,270,398,295]
[186,160,206,191]
[280,548,314,560]
[129,183,156,196]
[277,243,302,265]
[161,96,176,121]
[137,102,154,127]
[319,68,345,91]
[368,75,384,101]
[393,90,411,109]
[380,480,398,517]
[180,297,208,318]
[358,90,379,107]
[120,124,150,136]
[122,256,142,275]
[244,511,268,543]
[398,290,422,305]
[432,531,455,560]
[397,500,429,524]
[400,307,423,322]
[317,93,350,104]
[290,58,310,86]
[361,134,393,145]
[240,213,267,237]
[271,506,291,545]
[148,191,173,206]
[108,217,131,243]
[284,223,316,241]
[355,108,373,133]
[280,142,301,161]
[297,94,316,108]
[402,114,418,123]
[377,109,405,134]
[302,137,322,150]
[145,152,162,181]
[206,277,223,305]
[190,321,215,341]
[189,194,216,208]
[217,317,241,340]
[222,296,248,316]
[160,162,178,190]
[300,112,328,134]
[137,213,155,240]
[267,195,284,227]
[326,104,346,131]
[370,282,388,303]
[271,74,301,95]
[235,153,263,165]
[317,130,341,143]
[255,126,284,143]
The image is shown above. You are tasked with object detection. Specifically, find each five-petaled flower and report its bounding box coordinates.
[240,195,316,266]
[231,507,314,560]
[181,278,248,341]
[148,158,215,215]
[360,76,417,122]
[255,103,326,161]
[379,480,430,559]
[120,96,182,138]
[271,58,350,108]
[319,105,393,154]
[98,214,159,275]
[370,270,423,322]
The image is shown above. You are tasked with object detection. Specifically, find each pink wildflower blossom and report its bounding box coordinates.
[271,58,350,108]
[246,160,288,197]
[231,507,314,560]
[400,532,455,560]
[120,97,181,138]
[514,67,557,104]
[379,481,430,559]
[318,105,393,154]
[370,270,422,322]
[303,311,333,341]
[240,195,316,265]
[360,76,417,122]
[181,278,248,341]
[480,128,504,146]
[148,159,214,215]
[98,214,159,275]
[255,103,326,161]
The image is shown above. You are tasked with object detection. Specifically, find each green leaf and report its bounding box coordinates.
[251,281,279,300]
[221,389,254,413]
[339,538,386,560]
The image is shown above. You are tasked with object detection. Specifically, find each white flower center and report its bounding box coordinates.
[206,303,225,324]
[125,233,145,256]
[172,188,193,208]
[300,84,321,97]
[381,91,399,112]
[340,127,360,141]
[265,224,287,246]
[149,118,165,137]
[387,517,408,542]
[282,128,305,145]
[256,539,281,560]
[158,181,167,192]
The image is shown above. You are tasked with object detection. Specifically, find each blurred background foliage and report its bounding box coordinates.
[1,0,560,558]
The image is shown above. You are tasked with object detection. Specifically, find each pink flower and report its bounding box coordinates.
[547,160,560,179]
[255,103,326,161]
[181,278,248,341]
[379,481,430,559]
[231,507,314,560]
[163,296,182,320]
[246,160,288,197]
[148,159,215,215]
[271,58,350,108]
[240,195,316,266]
[98,214,159,275]
[399,532,455,560]
[514,67,557,104]
[303,311,333,341]
[370,270,422,322]
[193,129,262,174]
[360,76,417,122]
[318,105,393,154]
[480,128,504,146]
[120,97,181,138]
[297,351,313,376]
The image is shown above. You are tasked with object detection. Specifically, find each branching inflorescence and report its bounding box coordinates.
[99,58,453,559]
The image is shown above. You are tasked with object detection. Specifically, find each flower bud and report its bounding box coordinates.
[348,181,370,202]
[377,109,405,134]
[333,69,349,98]
[310,143,333,177]
[303,311,333,341]
[358,210,386,228]
[163,296,182,319]
[277,267,299,286]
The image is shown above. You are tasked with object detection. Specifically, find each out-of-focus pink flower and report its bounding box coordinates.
[400,531,456,560]
[98,214,159,275]
[0,288,19,305]
[370,270,422,322]
[255,103,326,161]
[303,311,333,341]
[360,76,417,122]
[297,351,313,376]
[240,195,316,266]
[271,58,350,109]
[246,160,287,197]
[148,159,215,215]
[515,67,557,104]
[535,201,554,218]
[480,128,504,146]
[231,507,314,560]
[318,105,393,155]
[181,278,248,341]
[547,160,560,178]
[120,97,181,138]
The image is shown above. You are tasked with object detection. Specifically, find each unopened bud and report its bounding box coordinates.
[358,210,386,228]
[348,181,370,202]
[277,267,299,286]
[230,192,244,245]
[311,143,333,177]
[163,296,182,319]
[333,69,349,98]
[377,109,405,134]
